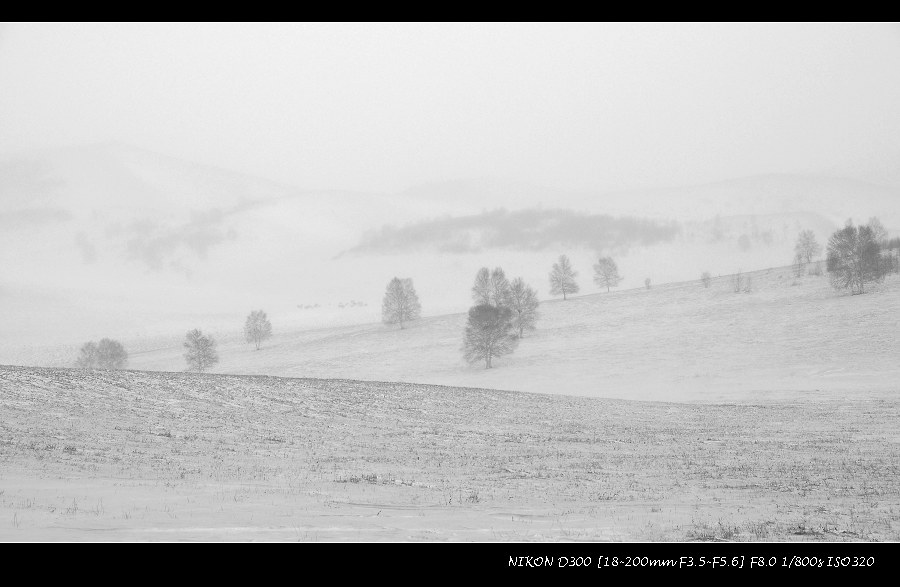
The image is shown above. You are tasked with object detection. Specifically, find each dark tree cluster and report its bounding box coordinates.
[826,219,887,295]
[463,266,539,368]
[76,338,128,370]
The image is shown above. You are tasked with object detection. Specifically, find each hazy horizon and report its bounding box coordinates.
[3,23,900,546]
[2,23,900,193]
[2,23,899,356]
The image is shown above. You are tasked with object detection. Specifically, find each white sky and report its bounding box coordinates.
[2,22,900,193]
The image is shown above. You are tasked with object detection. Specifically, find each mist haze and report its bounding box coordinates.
[2,22,900,545]
[1,22,899,356]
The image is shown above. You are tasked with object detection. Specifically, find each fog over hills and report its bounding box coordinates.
[3,23,900,544]
[1,143,897,362]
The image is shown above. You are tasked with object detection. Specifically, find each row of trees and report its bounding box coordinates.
[184,310,273,372]
[75,310,273,372]
[184,309,274,371]
[717,219,897,295]
[547,254,623,299]
[78,218,896,374]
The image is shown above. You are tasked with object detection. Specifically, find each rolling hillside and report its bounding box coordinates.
[2,143,898,356]
[114,264,900,403]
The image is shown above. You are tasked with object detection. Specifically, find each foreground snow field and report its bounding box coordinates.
[1,366,898,541]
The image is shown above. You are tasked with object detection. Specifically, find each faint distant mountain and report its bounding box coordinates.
[0,141,425,241]
[1,143,897,354]
[0,142,451,273]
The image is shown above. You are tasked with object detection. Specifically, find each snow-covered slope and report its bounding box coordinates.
[1,143,897,357]
[95,266,900,402]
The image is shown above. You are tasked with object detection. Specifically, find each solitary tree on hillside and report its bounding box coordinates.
[508,277,540,338]
[826,220,884,295]
[243,310,272,350]
[76,338,128,369]
[462,304,518,369]
[381,277,421,329]
[701,271,712,288]
[644,278,651,290]
[549,255,579,300]
[593,256,622,293]
[184,329,219,372]
[794,230,822,265]
[471,267,492,305]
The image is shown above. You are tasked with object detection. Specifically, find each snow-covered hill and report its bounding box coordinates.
[2,143,897,358]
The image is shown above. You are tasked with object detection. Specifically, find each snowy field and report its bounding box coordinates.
[2,264,898,541]
[1,366,898,541]
[122,265,900,403]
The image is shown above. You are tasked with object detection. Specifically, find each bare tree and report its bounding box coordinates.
[732,270,743,293]
[462,304,518,369]
[184,329,219,372]
[76,341,98,368]
[508,277,539,338]
[549,255,579,300]
[701,271,712,288]
[76,338,128,369]
[826,220,884,294]
[644,277,651,290]
[868,216,888,244]
[489,267,512,307]
[794,229,822,265]
[471,267,491,305]
[382,277,421,329]
[593,256,622,292]
[243,310,272,350]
